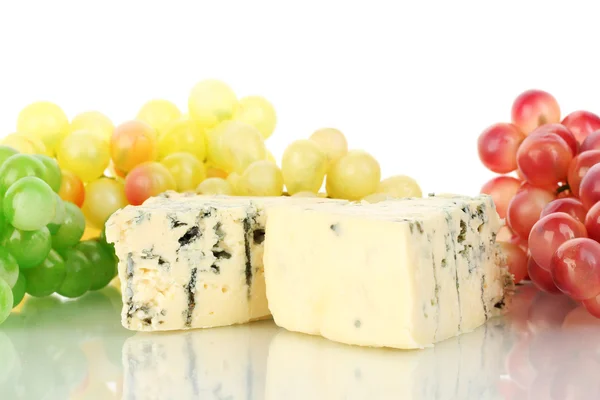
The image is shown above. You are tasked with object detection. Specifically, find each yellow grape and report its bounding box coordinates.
[377,175,422,198]
[71,111,114,142]
[226,172,242,195]
[82,177,128,229]
[291,191,318,198]
[158,119,206,161]
[233,96,277,139]
[326,150,381,200]
[281,139,327,195]
[111,120,158,173]
[160,152,206,192]
[16,101,69,153]
[137,99,181,136]
[57,130,110,182]
[266,149,276,163]
[205,163,228,179]
[309,128,348,168]
[239,160,283,197]
[362,193,395,203]
[188,79,238,129]
[216,121,266,174]
[1,133,45,154]
[196,177,233,195]
[82,224,102,240]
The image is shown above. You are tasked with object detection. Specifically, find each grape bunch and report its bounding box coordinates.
[478,89,600,317]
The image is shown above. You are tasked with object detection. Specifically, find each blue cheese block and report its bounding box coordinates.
[263,194,512,349]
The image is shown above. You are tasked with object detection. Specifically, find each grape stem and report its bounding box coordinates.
[556,184,571,195]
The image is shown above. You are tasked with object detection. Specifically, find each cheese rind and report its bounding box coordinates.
[263,194,512,349]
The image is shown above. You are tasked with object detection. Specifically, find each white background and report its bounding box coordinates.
[1,0,599,196]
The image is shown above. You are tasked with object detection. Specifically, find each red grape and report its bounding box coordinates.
[124,162,176,206]
[582,294,600,318]
[528,256,561,294]
[477,123,525,173]
[551,238,600,300]
[511,89,561,134]
[516,131,573,187]
[561,110,600,143]
[517,180,558,194]
[585,202,600,243]
[507,187,555,238]
[498,242,528,284]
[535,123,579,156]
[567,150,600,198]
[480,175,521,218]
[540,198,587,222]
[580,130,600,153]
[528,212,587,271]
[579,163,600,210]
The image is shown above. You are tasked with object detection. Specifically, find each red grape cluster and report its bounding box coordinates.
[478,89,600,317]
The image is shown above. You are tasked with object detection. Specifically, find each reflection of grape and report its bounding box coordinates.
[16,101,69,153]
[326,150,381,200]
[239,160,283,196]
[81,178,128,230]
[160,152,206,191]
[11,272,26,307]
[0,279,13,324]
[233,96,276,139]
[0,247,19,288]
[57,248,92,298]
[188,79,238,129]
[70,111,114,142]
[137,99,181,136]
[1,226,51,269]
[23,249,66,297]
[281,140,326,195]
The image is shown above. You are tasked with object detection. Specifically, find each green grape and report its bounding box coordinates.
[81,177,127,230]
[309,128,348,169]
[196,177,234,195]
[56,130,110,182]
[1,226,51,269]
[160,152,206,192]
[326,150,381,200]
[23,249,66,297]
[33,154,62,192]
[239,160,283,196]
[233,96,277,139]
[0,146,19,168]
[46,193,66,235]
[70,111,114,143]
[0,247,19,288]
[137,99,181,136]
[220,121,266,174]
[76,240,117,291]
[0,154,46,196]
[377,175,422,198]
[281,140,327,195]
[16,101,69,154]
[57,248,92,298]
[52,202,85,249]
[3,176,57,231]
[158,119,206,161]
[11,272,26,307]
[0,278,13,324]
[188,79,238,129]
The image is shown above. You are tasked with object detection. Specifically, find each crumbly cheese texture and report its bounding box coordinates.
[263,194,512,349]
[105,191,342,332]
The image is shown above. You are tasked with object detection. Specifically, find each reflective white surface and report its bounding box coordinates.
[1,284,599,399]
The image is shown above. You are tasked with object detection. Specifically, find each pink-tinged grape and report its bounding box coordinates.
[326,150,381,200]
[205,164,228,179]
[540,198,587,222]
[377,175,422,198]
[3,177,57,231]
[233,96,277,139]
[81,177,128,230]
[480,175,521,219]
[585,202,600,243]
[160,152,206,192]
[477,123,525,173]
[220,121,266,174]
[51,202,85,249]
[110,120,158,174]
[496,226,515,242]
[22,249,65,297]
[188,79,238,129]
[0,154,46,196]
[16,101,69,153]
[579,163,600,209]
[158,119,206,161]
[58,169,85,207]
[535,123,579,156]
[282,139,327,195]
[567,150,600,199]
[511,90,561,134]
[309,128,348,169]
[57,131,110,182]
[56,248,92,298]
[197,177,233,195]
[498,242,528,284]
[507,187,555,239]
[0,279,13,324]
[528,256,561,294]
[580,130,600,153]
[516,131,573,187]
[46,194,65,234]
[238,160,283,196]
[0,247,19,288]
[528,212,587,271]
[0,146,19,167]
[0,226,51,269]
[561,110,600,143]
[136,99,181,137]
[33,155,61,193]
[551,238,600,300]
[70,111,114,143]
[124,162,176,206]
[75,240,116,291]
[11,272,25,307]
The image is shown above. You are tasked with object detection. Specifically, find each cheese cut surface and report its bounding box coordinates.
[263,194,513,349]
[105,191,342,332]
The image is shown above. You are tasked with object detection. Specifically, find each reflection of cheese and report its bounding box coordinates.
[266,321,505,400]
[122,320,279,400]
